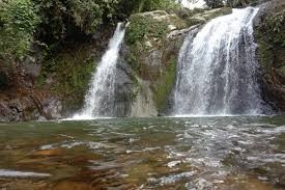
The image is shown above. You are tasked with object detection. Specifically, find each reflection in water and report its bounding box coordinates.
[0,116,284,189]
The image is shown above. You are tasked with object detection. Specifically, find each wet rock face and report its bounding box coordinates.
[0,66,62,121]
[121,13,189,116]
[0,94,62,122]
[41,97,62,120]
[0,61,62,121]
[114,57,137,117]
[254,0,285,112]
[0,71,9,90]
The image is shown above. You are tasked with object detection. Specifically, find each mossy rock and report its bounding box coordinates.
[126,13,170,45]
[255,10,285,72]
[254,3,285,111]
[38,42,99,112]
[152,56,177,111]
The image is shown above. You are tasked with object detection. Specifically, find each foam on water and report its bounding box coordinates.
[0,169,50,178]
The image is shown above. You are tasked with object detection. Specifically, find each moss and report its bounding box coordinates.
[175,7,205,20]
[37,42,97,111]
[153,56,177,111]
[125,14,168,45]
[125,44,148,78]
[254,7,285,111]
[125,15,149,45]
[168,14,187,29]
[125,38,179,113]
[148,20,168,38]
[256,38,273,73]
[255,10,285,73]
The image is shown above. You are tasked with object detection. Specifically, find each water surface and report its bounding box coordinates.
[0,116,285,189]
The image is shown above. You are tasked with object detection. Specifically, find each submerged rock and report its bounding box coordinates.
[54,181,93,190]
[31,148,64,157]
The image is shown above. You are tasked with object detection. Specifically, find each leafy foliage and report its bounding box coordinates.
[68,0,102,34]
[255,10,285,72]
[38,42,97,110]
[126,14,168,45]
[125,15,149,44]
[117,0,177,16]
[0,0,40,60]
[0,0,177,62]
[257,11,285,49]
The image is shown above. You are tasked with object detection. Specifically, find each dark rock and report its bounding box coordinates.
[0,92,62,122]
[114,48,138,117]
[253,0,285,112]
[41,97,62,119]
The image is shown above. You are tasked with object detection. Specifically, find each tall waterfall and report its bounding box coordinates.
[73,23,125,119]
[173,7,266,116]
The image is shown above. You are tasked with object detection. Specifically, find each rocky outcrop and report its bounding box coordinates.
[114,59,138,117]
[254,0,285,112]
[0,63,62,121]
[116,14,186,116]
[0,93,62,122]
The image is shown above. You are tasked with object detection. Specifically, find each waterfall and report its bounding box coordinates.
[73,23,126,119]
[173,7,267,116]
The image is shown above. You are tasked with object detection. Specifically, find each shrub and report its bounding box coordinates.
[0,0,40,60]
[126,15,168,45]
[125,15,149,44]
[64,0,103,34]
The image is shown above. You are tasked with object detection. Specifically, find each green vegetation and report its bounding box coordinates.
[0,0,177,63]
[0,0,178,110]
[117,0,178,15]
[0,0,40,60]
[153,57,177,111]
[38,42,97,111]
[255,10,285,73]
[125,15,149,45]
[126,14,168,45]
[254,6,285,111]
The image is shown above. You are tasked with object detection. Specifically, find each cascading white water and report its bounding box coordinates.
[173,7,266,116]
[73,23,126,119]
[179,0,206,10]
